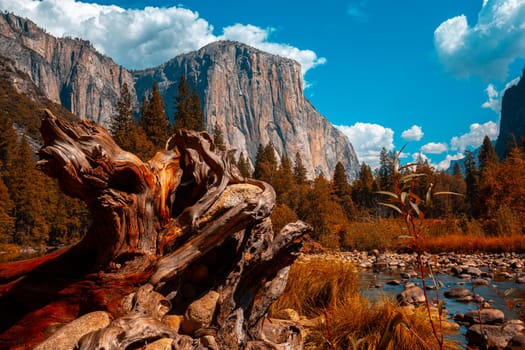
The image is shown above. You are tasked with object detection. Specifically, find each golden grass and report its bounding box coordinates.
[271,255,459,349]
[342,219,525,253]
[418,233,525,253]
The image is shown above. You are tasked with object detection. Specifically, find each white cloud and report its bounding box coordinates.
[450,121,499,151]
[437,152,465,170]
[434,0,525,79]
[481,76,521,113]
[411,152,430,164]
[336,122,394,170]
[0,0,326,73]
[420,142,448,154]
[401,125,424,141]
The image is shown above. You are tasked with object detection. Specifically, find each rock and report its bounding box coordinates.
[508,332,525,348]
[134,40,360,180]
[466,323,523,349]
[273,308,300,322]
[516,275,525,284]
[145,338,173,350]
[34,311,112,350]
[456,295,474,303]
[201,335,219,350]
[464,308,505,325]
[0,13,135,125]
[444,287,471,299]
[472,278,490,286]
[386,279,402,285]
[466,267,483,276]
[163,314,184,333]
[181,290,220,335]
[397,286,426,305]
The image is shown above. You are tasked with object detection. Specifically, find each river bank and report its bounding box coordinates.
[300,251,525,349]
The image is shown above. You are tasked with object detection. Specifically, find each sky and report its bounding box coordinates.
[1,0,525,170]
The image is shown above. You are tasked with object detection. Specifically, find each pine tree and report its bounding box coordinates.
[0,115,18,175]
[273,153,296,209]
[173,75,204,131]
[8,138,49,245]
[0,165,14,243]
[478,135,499,173]
[478,135,499,217]
[299,174,348,248]
[139,82,169,149]
[332,162,355,219]
[212,122,226,153]
[352,162,376,212]
[110,82,134,146]
[237,152,251,178]
[253,143,278,183]
[293,152,307,185]
[464,150,479,217]
[378,147,394,191]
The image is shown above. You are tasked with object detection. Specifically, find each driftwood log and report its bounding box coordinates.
[0,110,309,349]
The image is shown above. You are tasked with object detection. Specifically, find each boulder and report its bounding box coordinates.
[444,287,471,299]
[464,308,505,325]
[181,290,220,335]
[396,286,426,305]
[34,311,112,350]
[466,322,524,349]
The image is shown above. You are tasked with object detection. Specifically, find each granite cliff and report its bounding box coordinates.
[134,41,359,178]
[496,71,525,158]
[0,12,134,124]
[0,12,359,179]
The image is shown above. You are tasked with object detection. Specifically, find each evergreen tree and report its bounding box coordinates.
[139,82,169,148]
[273,153,296,209]
[478,135,499,173]
[332,162,355,219]
[212,122,226,153]
[8,138,49,245]
[253,143,278,183]
[463,150,479,217]
[299,174,348,248]
[0,166,14,243]
[110,82,133,141]
[293,152,307,185]
[352,162,376,212]
[478,135,499,217]
[237,152,251,178]
[0,115,18,175]
[378,147,395,191]
[173,75,204,131]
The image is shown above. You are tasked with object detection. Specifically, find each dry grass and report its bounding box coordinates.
[418,233,525,253]
[271,255,459,349]
[341,219,525,253]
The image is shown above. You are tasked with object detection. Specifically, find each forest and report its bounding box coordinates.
[1,74,524,253]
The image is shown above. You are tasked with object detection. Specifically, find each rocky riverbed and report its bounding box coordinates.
[301,251,525,349]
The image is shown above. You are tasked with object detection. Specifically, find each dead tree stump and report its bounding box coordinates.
[0,110,309,349]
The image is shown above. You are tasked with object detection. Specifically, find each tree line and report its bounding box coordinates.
[251,135,525,248]
[1,72,524,249]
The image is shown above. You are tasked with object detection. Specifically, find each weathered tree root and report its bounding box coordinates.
[0,110,309,349]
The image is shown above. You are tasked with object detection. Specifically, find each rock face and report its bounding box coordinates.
[0,12,135,125]
[133,41,359,179]
[0,13,359,179]
[496,71,525,158]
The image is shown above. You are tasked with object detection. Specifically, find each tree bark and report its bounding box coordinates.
[0,110,309,349]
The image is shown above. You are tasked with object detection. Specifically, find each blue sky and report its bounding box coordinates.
[2,0,524,170]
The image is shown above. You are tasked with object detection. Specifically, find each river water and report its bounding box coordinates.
[359,269,525,348]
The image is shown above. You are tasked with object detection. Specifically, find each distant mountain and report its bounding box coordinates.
[133,41,359,178]
[0,12,135,124]
[495,70,525,158]
[0,12,359,179]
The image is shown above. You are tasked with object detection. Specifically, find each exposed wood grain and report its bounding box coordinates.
[0,110,309,349]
